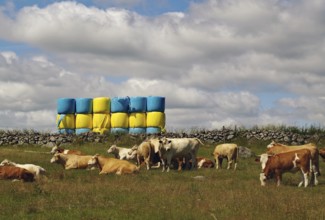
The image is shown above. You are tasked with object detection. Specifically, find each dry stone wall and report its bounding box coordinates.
[0,128,323,147]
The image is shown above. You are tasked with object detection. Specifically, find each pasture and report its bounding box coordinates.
[0,136,325,220]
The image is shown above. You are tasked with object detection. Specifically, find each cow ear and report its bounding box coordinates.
[168,140,172,144]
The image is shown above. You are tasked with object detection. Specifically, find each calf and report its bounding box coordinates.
[87,154,140,175]
[259,149,312,187]
[197,157,215,168]
[0,166,35,182]
[213,143,238,170]
[50,145,83,155]
[50,153,93,170]
[107,145,136,160]
[0,159,46,178]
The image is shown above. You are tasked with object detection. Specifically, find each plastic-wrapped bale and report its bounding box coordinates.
[129,113,146,128]
[56,114,75,134]
[75,114,93,134]
[129,127,146,134]
[129,96,146,113]
[146,112,165,129]
[111,112,129,128]
[146,96,165,112]
[57,98,76,114]
[110,97,130,113]
[93,97,110,114]
[111,127,129,134]
[93,113,111,134]
[75,98,93,114]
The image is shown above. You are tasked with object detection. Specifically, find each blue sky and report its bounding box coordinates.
[1,0,325,132]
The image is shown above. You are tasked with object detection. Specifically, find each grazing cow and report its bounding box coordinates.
[0,159,46,178]
[0,166,35,182]
[131,141,157,170]
[50,153,93,170]
[157,137,203,172]
[87,154,140,175]
[197,157,215,169]
[320,148,325,161]
[258,149,312,187]
[107,145,136,160]
[50,145,83,155]
[266,141,320,185]
[213,143,238,170]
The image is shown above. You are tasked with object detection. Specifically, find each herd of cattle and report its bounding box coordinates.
[1,136,325,187]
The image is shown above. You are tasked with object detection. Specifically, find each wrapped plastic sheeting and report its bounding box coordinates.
[146,112,165,128]
[56,114,75,129]
[76,128,91,135]
[57,98,75,114]
[76,98,93,114]
[111,127,129,134]
[93,97,110,113]
[111,97,129,113]
[58,129,75,134]
[146,96,165,112]
[93,113,110,134]
[129,96,146,113]
[129,127,146,134]
[146,127,161,134]
[129,113,146,128]
[75,114,93,129]
[111,113,128,128]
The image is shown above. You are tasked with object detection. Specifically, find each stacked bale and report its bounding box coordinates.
[129,96,147,134]
[92,97,111,134]
[75,98,93,135]
[56,98,76,134]
[110,97,129,134]
[146,96,165,134]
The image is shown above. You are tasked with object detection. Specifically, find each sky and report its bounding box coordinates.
[1,0,325,132]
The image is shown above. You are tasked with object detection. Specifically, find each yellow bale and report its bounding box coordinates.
[56,114,75,129]
[92,128,109,134]
[75,114,93,129]
[129,113,146,128]
[111,113,129,128]
[93,97,110,113]
[93,113,111,129]
[146,112,165,128]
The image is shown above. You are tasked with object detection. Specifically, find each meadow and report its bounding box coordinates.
[0,135,325,220]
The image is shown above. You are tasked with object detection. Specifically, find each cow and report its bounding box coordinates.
[197,157,215,169]
[0,166,35,182]
[87,154,140,175]
[107,145,136,161]
[0,159,46,178]
[131,141,158,170]
[50,153,93,170]
[157,137,203,172]
[320,148,325,161]
[50,145,83,155]
[213,143,238,170]
[266,141,320,185]
[258,149,312,187]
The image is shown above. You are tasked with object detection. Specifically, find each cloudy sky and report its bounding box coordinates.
[0,0,325,132]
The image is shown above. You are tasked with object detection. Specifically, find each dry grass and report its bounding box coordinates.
[0,138,325,220]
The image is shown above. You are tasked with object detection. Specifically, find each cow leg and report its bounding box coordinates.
[275,170,282,186]
[298,169,309,187]
[227,157,232,170]
[145,157,150,170]
[260,173,266,186]
[161,159,166,172]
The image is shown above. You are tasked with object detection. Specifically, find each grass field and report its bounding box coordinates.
[0,137,325,220]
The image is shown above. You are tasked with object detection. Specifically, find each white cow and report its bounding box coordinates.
[107,145,136,160]
[157,137,203,172]
[213,143,238,170]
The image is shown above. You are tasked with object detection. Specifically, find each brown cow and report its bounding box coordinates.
[0,166,35,182]
[87,154,140,175]
[258,149,311,187]
[266,141,320,185]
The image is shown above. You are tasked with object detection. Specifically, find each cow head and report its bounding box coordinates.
[256,153,271,170]
[159,138,172,152]
[50,146,59,154]
[87,154,99,168]
[266,141,277,149]
[107,145,117,154]
[50,153,60,163]
[0,159,11,166]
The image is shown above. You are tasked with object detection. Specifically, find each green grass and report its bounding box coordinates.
[0,138,325,220]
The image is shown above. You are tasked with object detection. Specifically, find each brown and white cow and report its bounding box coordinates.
[213,143,238,170]
[87,154,140,175]
[50,153,93,170]
[197,157,215,168]
[51,145,83,155]
[258,149,312,187]
[266,141,320,185]
[0,166,35,182]
[157,137,203,172]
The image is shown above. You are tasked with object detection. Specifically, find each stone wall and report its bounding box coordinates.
[1,128,324,147]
